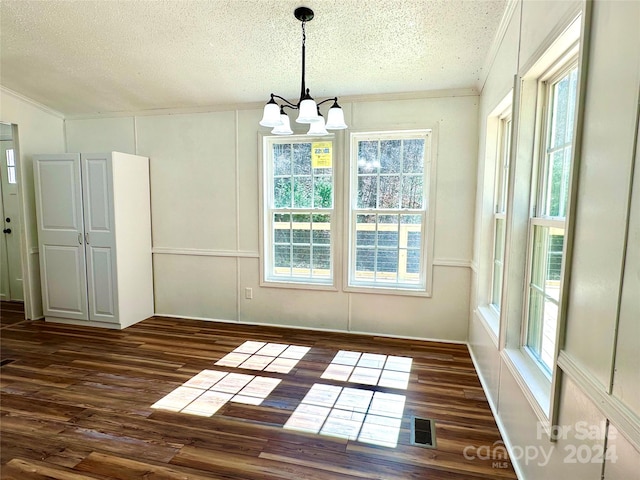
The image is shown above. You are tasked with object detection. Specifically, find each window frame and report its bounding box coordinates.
[489,110,513,314]
[521,58,579,377]
[345,129,435,296]
[260,134,338,290]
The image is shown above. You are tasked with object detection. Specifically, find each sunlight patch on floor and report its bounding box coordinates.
[151,371,281,416]
[320,351,412,389]
[284,383,406,447]
[215,341,311,374]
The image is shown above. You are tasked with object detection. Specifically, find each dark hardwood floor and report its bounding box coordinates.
[0,303,516,479]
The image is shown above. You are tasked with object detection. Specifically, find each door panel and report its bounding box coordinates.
[82,154,118,323]
[88,246,115,317]
[33,154,88,321]
[41,245,86,313]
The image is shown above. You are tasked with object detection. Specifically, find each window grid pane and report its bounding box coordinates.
[351,133,428,290]
[524,62,577,375]
[490,115,512,311]
[267,139,333,284]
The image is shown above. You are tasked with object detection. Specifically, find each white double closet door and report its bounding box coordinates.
[34,153,119,324]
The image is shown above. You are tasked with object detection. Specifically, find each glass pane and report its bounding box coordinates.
[293,176,312,208]
[402,139,424,174]
[376,250,398,279]
[356,215,376,247]
[530,226,547,289]
[292,214,310,244]
[358,140,379,173]
[491,259,503,308]
[292,245,311,275]
[274,177,291,208]
[546,149,565,217]
[540,296,558,372]
[273,143,291,176]
[356,230,375,246]
[293,143,311,175]
[406,249,421,274]
[380,140,401,174]
[403,232,422,248]
[314,175,332,208]
[357,176,377,208]
[355,248,375,277]
[274,245,291,269]
[274,214,291,244]
[494,218,505,263]
[6,149,15,167]
[8,166,17,185]
[378,176,400,208]
[547,229,564,301]
[313,246,331,272]
[377,230,398,248]
[527,287,544,357]
[402,175,423,209]
[551,75,570,149]
[312,227,330,245]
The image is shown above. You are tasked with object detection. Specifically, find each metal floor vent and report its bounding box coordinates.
[411,417,436,448]
[0,359,16,367]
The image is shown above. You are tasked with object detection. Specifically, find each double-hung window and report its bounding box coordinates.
[348,131,432,292]
[262,137,334,286]
[524,61,579,374]
[491,113,512,312]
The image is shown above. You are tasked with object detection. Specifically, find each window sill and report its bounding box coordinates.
[344,284,431,298]
[501,347,552,437]
[476,305,500,346]
[260,279,338,292]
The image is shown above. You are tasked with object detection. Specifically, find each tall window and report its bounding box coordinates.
[491,114,512,311]
[524,62,578,374]
[263,137,334,285]
[348,131,431,291]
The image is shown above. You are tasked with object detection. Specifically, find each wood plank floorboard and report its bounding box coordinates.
[1,304,516,479]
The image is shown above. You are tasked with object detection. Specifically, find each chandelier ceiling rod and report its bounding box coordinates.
[259,7,348,136]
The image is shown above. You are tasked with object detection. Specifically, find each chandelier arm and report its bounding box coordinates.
[316,97,339,107]
[271,94,299,109]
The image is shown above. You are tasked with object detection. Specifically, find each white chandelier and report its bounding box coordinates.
[259,7,348,136]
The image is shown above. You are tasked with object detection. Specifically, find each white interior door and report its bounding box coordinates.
[34,154,88,320]
[82,154,118,323]
[0,127,23,301]
[0,181,10,301]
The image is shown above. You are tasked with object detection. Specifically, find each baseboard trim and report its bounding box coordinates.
[152,313,467,345]
[468,344,524,480]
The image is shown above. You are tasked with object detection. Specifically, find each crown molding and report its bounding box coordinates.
[0,85,65,119]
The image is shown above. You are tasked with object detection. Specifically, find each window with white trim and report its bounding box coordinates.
[524,61,579,374]
[491,113,512,312]
[262,136,334,285]
[348,131,432,291]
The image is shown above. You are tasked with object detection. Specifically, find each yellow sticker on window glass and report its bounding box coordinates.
[312,142,332,168]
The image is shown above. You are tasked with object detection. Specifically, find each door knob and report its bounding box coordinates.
[3,228,11,234]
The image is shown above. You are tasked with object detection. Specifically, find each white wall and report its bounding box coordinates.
[0,88,66,319]
[469,1,640,478]
[65,91,479,341]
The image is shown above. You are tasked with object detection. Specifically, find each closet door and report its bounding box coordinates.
[33,154,88,320]
[82,154,118,324]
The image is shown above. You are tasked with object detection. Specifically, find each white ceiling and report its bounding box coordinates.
[0,0,507,117]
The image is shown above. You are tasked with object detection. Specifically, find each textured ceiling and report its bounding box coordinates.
[0,0,507,116]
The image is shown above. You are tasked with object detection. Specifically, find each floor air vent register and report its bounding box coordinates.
[411,417,437,448]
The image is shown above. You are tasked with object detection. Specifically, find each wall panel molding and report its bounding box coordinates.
[558,350,640,452]
[152,247,259,258]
